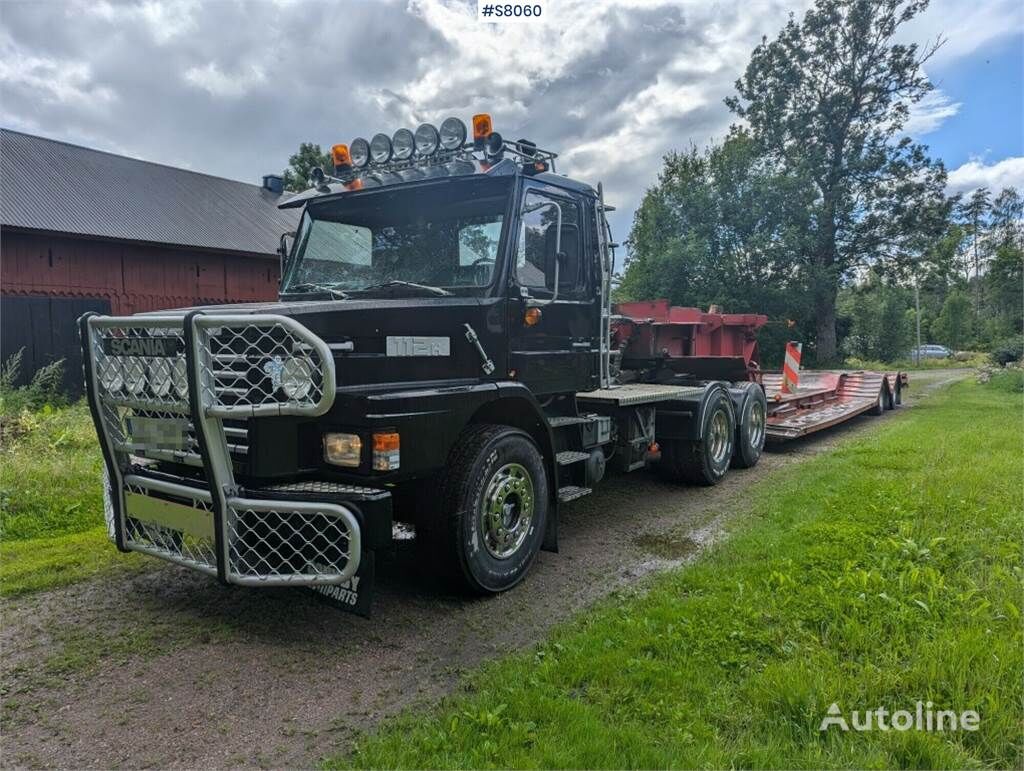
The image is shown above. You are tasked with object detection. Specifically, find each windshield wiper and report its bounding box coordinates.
[282,282,350,299]
[355,281,452,297]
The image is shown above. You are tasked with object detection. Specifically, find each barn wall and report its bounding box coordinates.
[1,229,281,394]
[0,229,280,314]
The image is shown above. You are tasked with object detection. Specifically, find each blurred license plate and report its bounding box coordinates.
[126,417,188,450]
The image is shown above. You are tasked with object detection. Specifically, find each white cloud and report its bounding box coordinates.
[947,156,1024,195]
[904,88,961,135]
[0,35,115,109]
[184,62,266,98]
[82,0,199,44]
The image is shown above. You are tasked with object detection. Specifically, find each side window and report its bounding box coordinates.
[516,192,583,297]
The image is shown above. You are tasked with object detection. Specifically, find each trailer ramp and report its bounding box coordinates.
[763,370,904,441]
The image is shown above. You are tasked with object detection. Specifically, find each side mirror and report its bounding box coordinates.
[278,231,296,280]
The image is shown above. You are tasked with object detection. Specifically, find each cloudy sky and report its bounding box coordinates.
[1,0,1021,239]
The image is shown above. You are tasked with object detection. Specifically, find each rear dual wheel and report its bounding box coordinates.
[731,383,767,469]
[659,389,735,485]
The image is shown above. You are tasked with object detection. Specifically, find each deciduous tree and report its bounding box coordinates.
[726,0,947,362]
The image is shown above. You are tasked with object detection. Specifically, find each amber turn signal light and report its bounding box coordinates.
[524,307,542,326]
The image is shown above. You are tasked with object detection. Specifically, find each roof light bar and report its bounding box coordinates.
[310,114,559,196]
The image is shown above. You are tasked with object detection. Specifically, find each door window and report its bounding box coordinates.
[516,192,583,298]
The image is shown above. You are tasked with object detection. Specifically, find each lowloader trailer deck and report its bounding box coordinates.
[78,113,906,615]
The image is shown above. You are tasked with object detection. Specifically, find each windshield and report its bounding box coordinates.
[282,176,513,296]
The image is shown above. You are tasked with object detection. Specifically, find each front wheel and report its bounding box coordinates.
[431,424,548,594]
[660,389,735,485]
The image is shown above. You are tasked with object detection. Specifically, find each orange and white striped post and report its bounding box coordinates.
[782,341,802,393]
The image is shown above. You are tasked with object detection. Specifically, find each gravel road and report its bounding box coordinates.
[0,370,968,769]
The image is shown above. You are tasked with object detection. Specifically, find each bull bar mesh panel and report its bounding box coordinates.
[85,313,359,586]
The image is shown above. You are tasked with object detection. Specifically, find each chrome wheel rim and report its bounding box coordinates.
[709,409,731,465]
[749,401,765,449]
[480,462,534,560]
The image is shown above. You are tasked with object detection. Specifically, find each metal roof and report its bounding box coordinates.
[1,129,299,256]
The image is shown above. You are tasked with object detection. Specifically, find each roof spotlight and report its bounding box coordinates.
[392,128,415,160]
[439,117,467,150]
[369,133,393,164]
[350,137,370,168]
[414,123,440,156]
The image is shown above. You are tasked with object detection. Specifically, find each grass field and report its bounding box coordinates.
[0,402,145,596]
[330,379,1023,769]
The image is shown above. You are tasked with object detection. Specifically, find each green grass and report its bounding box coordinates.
[844,354,987,371]
[0,402,143,596]
[331,380,1023,769]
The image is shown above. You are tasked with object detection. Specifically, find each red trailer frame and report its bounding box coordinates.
[612,300,907,441]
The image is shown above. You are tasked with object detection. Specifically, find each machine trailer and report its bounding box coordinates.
[79,114,905,614]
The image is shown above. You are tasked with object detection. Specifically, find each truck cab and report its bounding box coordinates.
[79,115,766,614]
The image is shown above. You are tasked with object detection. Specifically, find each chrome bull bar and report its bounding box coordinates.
[81,311,361,587]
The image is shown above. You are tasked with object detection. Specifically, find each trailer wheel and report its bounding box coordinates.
[870,385,886,415]
[731,383,767,469]
[430,424,548,594]
[660,390,734,485]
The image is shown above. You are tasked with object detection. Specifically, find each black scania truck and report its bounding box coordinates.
[80,114,767,614]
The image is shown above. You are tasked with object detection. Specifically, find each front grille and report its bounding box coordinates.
[198,320,332,417]
[226,500,358,585]
[122,476,218,574]
[85,312,357,587]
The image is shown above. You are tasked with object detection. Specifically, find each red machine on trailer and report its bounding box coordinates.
[611,299,907,441]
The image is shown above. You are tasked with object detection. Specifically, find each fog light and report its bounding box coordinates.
[372,431,400,471]
[324,432,362,467]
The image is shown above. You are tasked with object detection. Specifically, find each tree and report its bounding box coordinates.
[619,132,816,364]
[726,0,947,362]
[932,290,972,350]
[282,142,332,192]
[958,187,992,311]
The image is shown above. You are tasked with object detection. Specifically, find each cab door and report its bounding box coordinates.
[508,185,598,396]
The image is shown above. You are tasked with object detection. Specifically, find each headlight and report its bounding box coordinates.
[324,432,362,467]
[370,133,392,164]
[123,357,146,395]
[414,123,440,156]
[391,128,415,160]
[350,137,370,168]
[148,358,172,397]
[280,357,313,400]
[99,356,124,393]
[439,117,467,150]
[171,358,188,399]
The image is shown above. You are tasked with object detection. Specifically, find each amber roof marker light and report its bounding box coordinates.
[472,113,493,148]
[331,144,352,173]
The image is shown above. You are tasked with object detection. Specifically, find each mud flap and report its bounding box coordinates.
[310,550,375,618]
[542,499,559,553]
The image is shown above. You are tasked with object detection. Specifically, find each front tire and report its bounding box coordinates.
[432,424,548,594]
[660,389,735,485]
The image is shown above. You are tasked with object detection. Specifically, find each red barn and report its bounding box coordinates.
[1,129,299,393]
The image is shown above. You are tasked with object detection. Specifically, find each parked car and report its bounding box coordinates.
[908,344,952,360]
